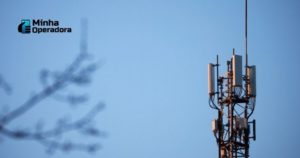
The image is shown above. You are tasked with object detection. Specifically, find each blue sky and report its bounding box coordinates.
[1,0,300,158]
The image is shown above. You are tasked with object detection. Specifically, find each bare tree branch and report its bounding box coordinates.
[0,52,105,154]
[1,102,104,137]
[0,75,12,95]
[0,52,98,124]
[0,102,105,153]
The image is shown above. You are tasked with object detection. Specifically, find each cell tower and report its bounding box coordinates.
[208,0,256,158]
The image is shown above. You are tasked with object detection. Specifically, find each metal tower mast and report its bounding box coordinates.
[208,1,257,158]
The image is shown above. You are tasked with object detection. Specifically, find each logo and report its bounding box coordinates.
[18,19,72,34]
[18,19,31,33]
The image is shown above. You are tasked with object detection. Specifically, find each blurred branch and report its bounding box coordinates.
[0,52,105,153]
[0,103,105,153]
[52,93,89,106]
[0,52,98,124]
[0,75,12,95]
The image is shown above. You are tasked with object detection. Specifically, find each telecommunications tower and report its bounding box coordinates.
[208,0,256,158]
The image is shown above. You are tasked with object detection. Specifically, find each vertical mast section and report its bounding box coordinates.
[244,2,249,157]
[245,0,248,67]
[245,0,249,99]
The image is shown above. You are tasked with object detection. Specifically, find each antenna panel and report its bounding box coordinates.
[235,117,247,130]
[247,66,256,97]
[233,55,243,87]
[212,119,218,133]
[208,63,215,95]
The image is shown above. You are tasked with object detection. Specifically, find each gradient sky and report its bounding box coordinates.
[1,0,300,158]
